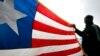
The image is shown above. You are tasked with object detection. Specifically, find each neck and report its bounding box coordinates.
[86,22,93,27]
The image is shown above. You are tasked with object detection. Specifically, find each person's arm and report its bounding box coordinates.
[73,24,85,37]
[75,28,83,37]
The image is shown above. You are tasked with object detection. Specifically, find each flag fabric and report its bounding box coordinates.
[31,3,83,56]
[0,0,37,49]
[0,0,83,56]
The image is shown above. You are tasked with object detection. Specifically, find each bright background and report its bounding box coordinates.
[38,0,100,44]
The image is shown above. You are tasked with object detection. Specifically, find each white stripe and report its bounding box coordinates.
[32,30,75,40]
[68,50,83,56]
[0,43,80,56]
[35,12,73,31]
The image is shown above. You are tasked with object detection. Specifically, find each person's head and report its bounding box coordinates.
[0,0,3,2]
[84,15,93,25]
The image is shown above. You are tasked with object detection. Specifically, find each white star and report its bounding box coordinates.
[0,0,27,35]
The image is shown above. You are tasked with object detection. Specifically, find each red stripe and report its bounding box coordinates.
[38,47,81,56]
[32,38,77,48]
[33,20,74,35]
[37,3,73,27]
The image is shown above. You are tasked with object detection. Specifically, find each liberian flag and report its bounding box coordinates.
[0,0,83,56]
[31,2,83,56]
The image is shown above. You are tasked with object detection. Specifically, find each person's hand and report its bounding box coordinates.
[72,24,76,29]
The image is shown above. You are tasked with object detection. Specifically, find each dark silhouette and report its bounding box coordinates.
[73,15,100,56]
[0,0,3,2]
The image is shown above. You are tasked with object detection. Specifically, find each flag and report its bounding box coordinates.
[0,0,37,49]
[0,0,83,56]
[31,2,83,56]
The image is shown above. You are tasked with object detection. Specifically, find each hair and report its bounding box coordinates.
[0,0,3,2]
[85,15,93,22]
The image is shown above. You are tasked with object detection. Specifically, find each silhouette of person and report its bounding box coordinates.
[0,0,3,2]
[73,15,100,56]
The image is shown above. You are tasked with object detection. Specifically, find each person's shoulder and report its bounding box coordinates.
[88,24,96,30]
[92,24,98,27]
[93,24,100,28]
[92,24,100,30]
